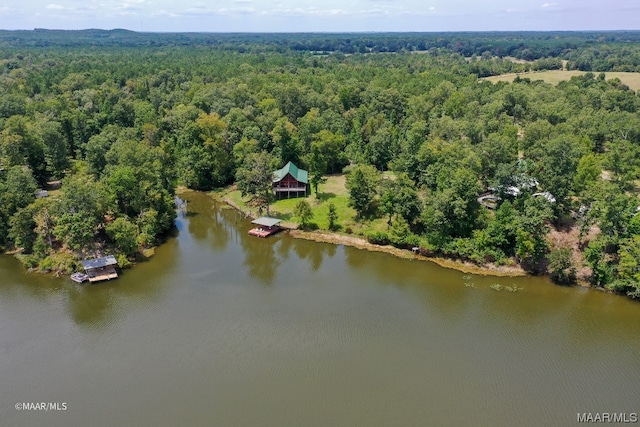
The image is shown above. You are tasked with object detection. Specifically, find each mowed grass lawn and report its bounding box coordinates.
[224,173,393,234]
[482,70,640,92]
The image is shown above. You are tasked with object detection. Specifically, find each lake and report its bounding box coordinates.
[1,190,638,426]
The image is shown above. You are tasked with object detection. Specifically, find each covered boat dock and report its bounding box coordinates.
[248,217,282,238]
[81,255,119,283]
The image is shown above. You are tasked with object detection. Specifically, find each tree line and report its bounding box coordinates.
[0,33,639,297]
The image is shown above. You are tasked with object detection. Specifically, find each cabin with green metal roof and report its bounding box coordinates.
[273,161,308,198]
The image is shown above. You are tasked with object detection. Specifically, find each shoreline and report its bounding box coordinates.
[289,229,527,277]
[215,192,527,277]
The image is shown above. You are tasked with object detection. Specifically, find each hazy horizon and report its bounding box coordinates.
[0,1,638,33]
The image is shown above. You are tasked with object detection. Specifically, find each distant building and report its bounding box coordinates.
[273,161,308,198]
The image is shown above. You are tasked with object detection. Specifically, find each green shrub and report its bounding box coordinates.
[367,231,389,245]
[405,233,421,248]
[116,253,132,269]
[16,254,40,269]
[39,256,56,272]
[38,253,78,274]
[389,216,412,248]
[605,280,634,294]
[445,238,476,260]
[548,247,577,285]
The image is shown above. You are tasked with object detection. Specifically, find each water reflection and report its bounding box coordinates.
[185,195,230,250]
[292,238,325,271]
[66,284,116,326]
[2,191,638,339]
[240,233,280,285]
[1,191,640,427]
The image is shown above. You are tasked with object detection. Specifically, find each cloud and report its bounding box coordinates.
[218,7,257,15]
[46,4,65,9]
[115,2,145,12]
[541,2,557,8]
[153,9,178,17]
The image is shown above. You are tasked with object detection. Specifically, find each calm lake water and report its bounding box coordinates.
[1,191,639,427]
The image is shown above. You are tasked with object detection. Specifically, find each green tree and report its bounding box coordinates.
[53,173,109,256]
[615,236,640,297]
[106,217,139,257]
[36,120,69,179]
[584,181,636,239]
[388,215,411,247]
[531,136,581,214]
[346,164,380,220]
[486,200,518,255]
[305,142,327,195]
[294,200,314,229]
[573,153,601,196]
[422,167,482,243]
[0,116,47,185]
[104,165,140,217]
[137,209,161,247]
[603,139,640,188]
[313,130,348,174]
[270,117,300,166]
[177,112,232,190]
[54,211,97,257]
[236,151,278,216]
[31,198,55,249]
[515,197,553,272]
[547,247,577,285]
[0,166,37,216]
[327,202,339,231]
[84,125,120,175]
[195,111,233,187]
[380,173,421,225]
[8,207,36,253]
[584,236,615,287]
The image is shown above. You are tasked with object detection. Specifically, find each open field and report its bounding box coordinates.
[482,70,640,92]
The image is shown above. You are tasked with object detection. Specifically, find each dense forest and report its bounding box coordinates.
[0,30,639,298]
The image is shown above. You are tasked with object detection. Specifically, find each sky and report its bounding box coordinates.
[0,0,638,32]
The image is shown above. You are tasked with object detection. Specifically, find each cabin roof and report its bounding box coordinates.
[273,161,308,184]
[251,216,282,227]
[82,255,117,270]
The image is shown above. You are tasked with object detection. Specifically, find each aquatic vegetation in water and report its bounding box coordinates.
[490,283,524,292]
[463,275,476,288]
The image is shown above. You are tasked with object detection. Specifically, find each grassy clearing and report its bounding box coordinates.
[482,70,640,92]
[222,173,392,236]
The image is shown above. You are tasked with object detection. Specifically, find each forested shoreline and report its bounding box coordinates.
[0,31,639,298]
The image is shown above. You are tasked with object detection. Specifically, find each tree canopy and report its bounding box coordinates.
[0,30,639,297]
